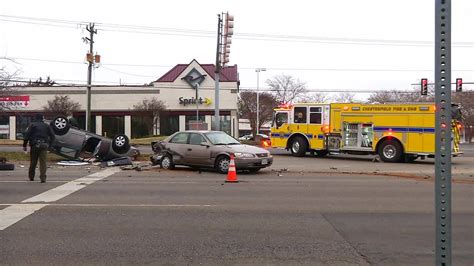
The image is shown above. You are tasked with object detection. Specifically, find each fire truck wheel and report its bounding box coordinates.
[378,139,403,163]
[290,136,308,157]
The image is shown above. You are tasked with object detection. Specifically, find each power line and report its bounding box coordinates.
[101,66,157,78]
[9,56,474,72]
[3,78,473,93]
[2,14,474,47]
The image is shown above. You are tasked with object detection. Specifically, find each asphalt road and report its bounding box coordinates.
[2,143,474,157]
[1,165,472,265]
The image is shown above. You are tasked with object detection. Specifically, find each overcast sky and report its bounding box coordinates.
[1,0,473,100]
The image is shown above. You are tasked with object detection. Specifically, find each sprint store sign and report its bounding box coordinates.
[179,97,212,106]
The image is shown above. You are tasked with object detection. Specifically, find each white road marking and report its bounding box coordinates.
[0,168,121,231]
[0,204,47,230]
[22,167,121,203]
[1,204,214,207]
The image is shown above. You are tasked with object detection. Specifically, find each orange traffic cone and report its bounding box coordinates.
[225,154,238,183]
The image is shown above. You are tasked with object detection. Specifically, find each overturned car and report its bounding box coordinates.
[47,116,140,161]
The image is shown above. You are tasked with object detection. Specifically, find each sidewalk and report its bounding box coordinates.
[268,153,474,183]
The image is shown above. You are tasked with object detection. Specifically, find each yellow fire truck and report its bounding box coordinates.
[270,103,462,162]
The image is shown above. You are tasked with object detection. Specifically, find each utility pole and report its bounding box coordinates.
[214,14,222,131]
[215,12,234,132]
[255,68,266,135]
[84,23,97,132]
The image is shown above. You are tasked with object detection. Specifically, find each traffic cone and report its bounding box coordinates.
[225,154,238,183]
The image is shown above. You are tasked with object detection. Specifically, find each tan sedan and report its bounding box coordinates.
[151,131,273,173]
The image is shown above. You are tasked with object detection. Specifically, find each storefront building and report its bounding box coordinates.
[1,60,239,140]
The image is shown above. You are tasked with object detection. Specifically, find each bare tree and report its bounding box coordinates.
[27,76,56,87]
[367,89,433,103]
[43,95,81,117]
[266,74,307,104]
[0,57,21,111]
[238,91,278,135]
[297,92,330,103]
[133,97,167,136]
[332,92,358,103]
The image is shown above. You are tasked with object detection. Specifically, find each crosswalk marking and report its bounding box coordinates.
[22,167,120,203]
[0,167,120,231]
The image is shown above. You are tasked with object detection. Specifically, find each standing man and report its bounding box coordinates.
[23,114,55,183]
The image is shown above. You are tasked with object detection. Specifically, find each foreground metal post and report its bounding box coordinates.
[214,14,222,131]
[435,0,452,265]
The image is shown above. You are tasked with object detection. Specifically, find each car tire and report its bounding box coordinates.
[50,116,70,136]
[215,156,230,174]
[160,154,175,170]
[112,134,130,154]
[290,136,308,157]
[0,163,15,171]
[378,139,403,163]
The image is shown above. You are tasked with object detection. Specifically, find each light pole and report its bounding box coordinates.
[255,68,266,135]
[195,83,200,122]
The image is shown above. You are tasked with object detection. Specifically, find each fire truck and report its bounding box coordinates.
[270,103,462,162]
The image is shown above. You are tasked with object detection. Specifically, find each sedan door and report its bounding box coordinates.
[165,132,190,164]
[185,133,212,166]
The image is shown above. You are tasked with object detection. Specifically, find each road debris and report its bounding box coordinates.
[56,161,90,166]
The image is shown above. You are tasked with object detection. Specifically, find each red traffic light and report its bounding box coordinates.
[456,78,462,92]
[421,78,428,95]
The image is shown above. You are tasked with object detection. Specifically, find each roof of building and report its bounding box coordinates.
[155,60,238,82]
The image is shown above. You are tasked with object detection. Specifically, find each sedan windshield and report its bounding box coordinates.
[205,132,240,145]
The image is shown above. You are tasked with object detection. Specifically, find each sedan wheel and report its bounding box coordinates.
[160,154,175,170]
[216,156,230,174]
[115,136,126,147]
[112,134,130,154]
[50,116,70,135]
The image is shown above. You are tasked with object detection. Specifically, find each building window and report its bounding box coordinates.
[132,115,153,138]
[0,115,9,139]
[160,114,179,136]
[102,116,124,138]
[185,115,206,130]
[211,115,231,134]
[16,115,32,140]
[74,115,96,133]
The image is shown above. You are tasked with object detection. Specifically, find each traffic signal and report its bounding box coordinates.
[222,13,234,66]
[456,78,462,92]
[421,78,428,95]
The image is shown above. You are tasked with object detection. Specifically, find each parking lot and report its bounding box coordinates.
[1,145,473,265]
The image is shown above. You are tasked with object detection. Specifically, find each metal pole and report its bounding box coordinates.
[255,68,266,135]
[214,14,222,131]
[435,0,452,265]
[256,70,259,135]
[85,23,95,132]
[195,83,199,122]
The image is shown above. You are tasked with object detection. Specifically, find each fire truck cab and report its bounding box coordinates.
[271,103,462,162]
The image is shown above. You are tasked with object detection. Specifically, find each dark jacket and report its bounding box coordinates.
[23,121,56,148]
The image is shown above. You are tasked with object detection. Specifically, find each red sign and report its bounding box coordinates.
[0,95,30,108]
